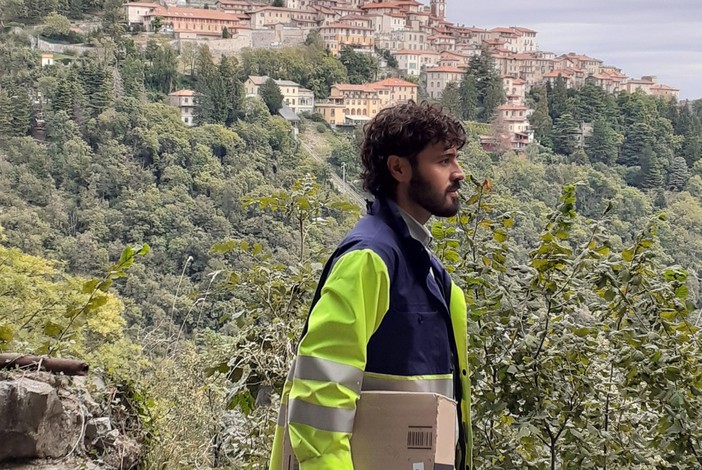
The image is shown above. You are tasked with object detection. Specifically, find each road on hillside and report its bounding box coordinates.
[297,139,367,209]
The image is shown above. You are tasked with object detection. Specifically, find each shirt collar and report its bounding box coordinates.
[397,205,433,249]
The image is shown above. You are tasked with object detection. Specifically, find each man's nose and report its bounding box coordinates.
[452,162,465,181]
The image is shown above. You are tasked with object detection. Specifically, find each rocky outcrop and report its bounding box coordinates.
[0,375,81,460]
[0,371,142,469]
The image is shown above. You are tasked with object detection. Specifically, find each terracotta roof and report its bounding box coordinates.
[333,84,379,93]
[371,78,419,88]
[216,0,253,5]
[513,26,536,33]
[360,2,402,9]
[169,89,200,96]
[652,84,679,91]
[249,6,303,13]
[321,22,373,30]
[124,2,159,7]
[426,66,464,73]
[149,6,244,21]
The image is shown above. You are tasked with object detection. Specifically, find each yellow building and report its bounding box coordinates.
[319,23,375,55]
[318,78,419,126]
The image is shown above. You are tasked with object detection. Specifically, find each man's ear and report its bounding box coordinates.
[387,155,411,184]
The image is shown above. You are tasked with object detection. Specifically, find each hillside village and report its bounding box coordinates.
[44,0,682,150]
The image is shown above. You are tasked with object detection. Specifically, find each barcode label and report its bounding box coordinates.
[407,426,433,449]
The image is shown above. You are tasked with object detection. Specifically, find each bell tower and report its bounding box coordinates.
[430,0,446,20]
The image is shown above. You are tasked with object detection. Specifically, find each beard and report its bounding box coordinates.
[409,169,461,218]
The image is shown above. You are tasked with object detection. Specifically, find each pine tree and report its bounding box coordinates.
[639,145,663,190]
[574,81,607,123]
[80,62,112,117]
[548,75,571,121]
[482,76,504,122]
[52,76,73,114]
[619,121,653,166]
[464,47,504,122]
[667,156,690,191]
[439,82,460,119]
[0,89,12,141]
[219,56,243,125]
[552,112,579,156]
[586,118,621,165]
[10,88,31,137]
[222,26,230,38]
[528,85,552,147]
[457,73,478,121]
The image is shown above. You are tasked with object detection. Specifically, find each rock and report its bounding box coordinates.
[85,417,112,444]
[0,377,80,460]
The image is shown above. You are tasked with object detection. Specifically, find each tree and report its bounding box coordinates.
[639,145,664,190]
[304,29,324,49]
[586,118,621,165]
[547,75,571,122]
[667,156,690,191]
[42,12,71,39]
[259,78,283,115]
[457,73,478,121]
[551,112,579,156]
[0,89,12,141]
[619,121,653,166]
[439,82,460,119]
[462,47,504,122]
[528,85,552,146]
[222,26,230,38]
[151,16,163,33]
[272,0,284,6]
[338,46,377,84]
[10,88,31,137]
[0,0,24,28]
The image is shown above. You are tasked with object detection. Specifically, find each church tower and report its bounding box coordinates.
[430,0,446,20]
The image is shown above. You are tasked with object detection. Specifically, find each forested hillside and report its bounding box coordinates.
[1,4,702,468]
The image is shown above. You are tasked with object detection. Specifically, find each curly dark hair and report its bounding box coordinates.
[360,100,466,197]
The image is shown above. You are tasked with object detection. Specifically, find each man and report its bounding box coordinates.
[269,101,472,469]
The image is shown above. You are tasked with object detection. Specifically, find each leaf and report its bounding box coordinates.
[622,248,634,262]
[674,285,689,300]
[502,217,515,228]
[0,325,13,342]
[493,229,508,243]
[82,279,100,294]
[43,321,63,338]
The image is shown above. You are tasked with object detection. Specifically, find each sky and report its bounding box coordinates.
[446,0,702,100]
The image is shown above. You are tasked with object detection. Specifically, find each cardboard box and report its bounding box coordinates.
[282,391,456,470]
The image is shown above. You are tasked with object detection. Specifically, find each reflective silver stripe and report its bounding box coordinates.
[287,398,355,433]
[287,360,296,382]
[292,356,363,394]
[361,374,453,397]
[277,402,287,427]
